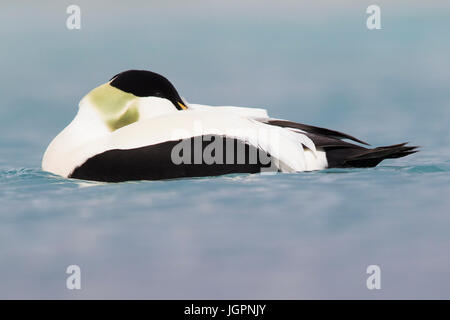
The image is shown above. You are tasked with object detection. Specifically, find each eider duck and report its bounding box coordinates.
[42,70,418,182]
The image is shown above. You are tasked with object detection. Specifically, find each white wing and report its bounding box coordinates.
[58,109,327,177]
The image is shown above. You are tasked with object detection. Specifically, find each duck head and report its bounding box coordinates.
[80,69,188,131]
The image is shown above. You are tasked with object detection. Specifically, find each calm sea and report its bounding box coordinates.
[1,1,449,298]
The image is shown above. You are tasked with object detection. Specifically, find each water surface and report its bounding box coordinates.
[1,1,450,299]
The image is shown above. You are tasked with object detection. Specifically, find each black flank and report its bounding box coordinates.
[70,136,274,182]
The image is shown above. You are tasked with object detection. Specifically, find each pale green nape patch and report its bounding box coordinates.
[109,103,139,130]
[87,83,140,131]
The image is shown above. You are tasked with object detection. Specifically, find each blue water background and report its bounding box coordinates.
[1,1,450,298]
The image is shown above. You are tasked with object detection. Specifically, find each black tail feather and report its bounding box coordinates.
[325,143,419,168]
[264,118,419,169]
[340,143,419,168]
